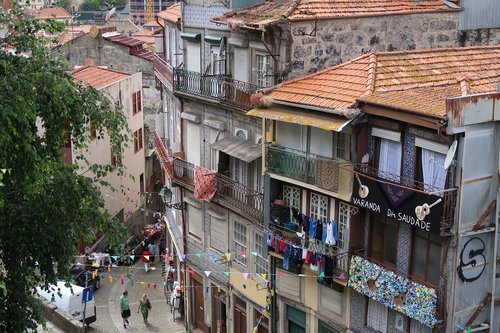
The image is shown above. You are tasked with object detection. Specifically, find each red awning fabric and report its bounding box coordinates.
[194,166,217,201]
[154,131,173,181]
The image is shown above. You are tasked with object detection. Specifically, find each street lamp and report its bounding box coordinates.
[159,186,186,210]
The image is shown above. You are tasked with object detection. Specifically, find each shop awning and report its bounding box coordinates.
[248,106,360,132]
[211,136,262,163]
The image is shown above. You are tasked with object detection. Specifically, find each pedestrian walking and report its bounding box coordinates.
[119,291,131,329]
[148,241,156,263]
[142,248,152,272]
[137,294,152,326]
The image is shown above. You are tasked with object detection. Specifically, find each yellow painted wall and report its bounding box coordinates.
[229,267,267,308]
[303,269,318,311]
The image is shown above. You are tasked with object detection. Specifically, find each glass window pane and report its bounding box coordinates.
[384,224,398,265]
[428,243,441,284]
[412,237,427,277]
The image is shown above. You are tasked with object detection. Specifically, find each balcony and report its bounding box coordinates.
[353,164,457,233]
[173,68,258,112]
[171,159,263,223]
[266,145,353,196]
[349,252,443,328]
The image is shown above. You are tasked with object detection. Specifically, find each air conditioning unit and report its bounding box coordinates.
[234,127,248,140]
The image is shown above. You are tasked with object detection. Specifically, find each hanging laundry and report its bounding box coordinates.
[315,219,323,241]
[332,220,339,246]
[301,214,310,233]
[309,218,317,238]
[283,244,292,270]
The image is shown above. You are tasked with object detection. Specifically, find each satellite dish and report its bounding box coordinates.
[443,140,458,170]
[89,25,99,39]
[105,7,116,21]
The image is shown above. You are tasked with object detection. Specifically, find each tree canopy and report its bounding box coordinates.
[0,6,129,332]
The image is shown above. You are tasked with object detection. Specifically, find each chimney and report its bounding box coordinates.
[85,58,95,66]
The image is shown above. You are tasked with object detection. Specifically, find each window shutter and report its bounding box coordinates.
[132,92,137,114]
[139,128,143,150]
[138,90,142,113]
[134,130,138,152]
[186,42,201,72]
[210,215,228,252]
[371,127,401,142]
[233,47,248,82]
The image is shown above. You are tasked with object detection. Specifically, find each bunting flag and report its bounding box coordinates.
[129,255,134,261]
[224,272,230,277]
[225,253,231,261]
[109,276,113,283]
[251,252,258,256]
[278,271,285,277]
[144,255,150,261]
[240,252,246,258]
[217,285,221,294]
[242,273,249,280]
[319,272,325,278]
[195,253,201,259]
[111,256,118,261]
[204,271,211,277]
[154,130,173,180]
[141,281,145,288]
[209,252,217,262]
[260,273,267,280]
[194,166,217,201]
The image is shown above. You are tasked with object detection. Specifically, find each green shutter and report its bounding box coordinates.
[286,305,306,327]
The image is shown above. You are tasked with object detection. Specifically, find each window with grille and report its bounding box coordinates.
[254,232,267,275]
[233,221,247,266]
[310,192,328,222]
[338,202,357,271]
[283,185,300,210]
[134,128,143,153]
[335,132,350,160]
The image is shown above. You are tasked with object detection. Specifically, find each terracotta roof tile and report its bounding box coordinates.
[70,66,130,89]
[266,45,500,117]
[157,3,181,24]
[103,33,144,47]
[36,7,71,20]
[212,0,456,28]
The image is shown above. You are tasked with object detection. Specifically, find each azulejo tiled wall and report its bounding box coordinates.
[348,255,438,328]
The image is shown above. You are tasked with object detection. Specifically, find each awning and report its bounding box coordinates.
[211,136,262,163]
[248,107,360,132]
[180,32,201,42]
[204,35,225,44]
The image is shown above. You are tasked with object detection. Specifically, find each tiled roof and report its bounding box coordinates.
[266,45,500,117]
[70,66,130,89]
[36,7,72,20]
[55,25,92,45]
[157,3,181,24]
[212,0,456,28]
[103,33,144,47]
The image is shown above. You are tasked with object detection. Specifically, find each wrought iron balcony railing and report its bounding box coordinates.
[171,159,263,223]
[266,145,352,194]
[353,164,457,232]
[221,77,259,111]
[173,68,259,112]
[173,68,227,101]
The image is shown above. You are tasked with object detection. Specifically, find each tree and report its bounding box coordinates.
[0,6,129,332]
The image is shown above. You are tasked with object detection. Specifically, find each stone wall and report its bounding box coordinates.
[285,11,500,78]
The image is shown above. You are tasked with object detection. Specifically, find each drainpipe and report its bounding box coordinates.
[155,15,167,62]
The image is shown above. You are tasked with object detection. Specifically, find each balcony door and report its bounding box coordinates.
[367,299,388,332]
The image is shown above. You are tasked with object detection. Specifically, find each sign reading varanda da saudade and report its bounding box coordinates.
[352,174,443,234]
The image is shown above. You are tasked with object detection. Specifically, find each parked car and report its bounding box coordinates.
[69,265,101,291]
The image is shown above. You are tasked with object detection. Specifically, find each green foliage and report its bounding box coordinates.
[52,0,74,13]
[79,0,128,11]
[0,6,129,332]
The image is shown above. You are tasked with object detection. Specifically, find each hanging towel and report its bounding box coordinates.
[325,221,334,245]
[332,220,339,246]
[309,218,317,238]
[194,166,217,201]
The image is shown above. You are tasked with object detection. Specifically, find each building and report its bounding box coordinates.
[251,45,500,333]
[35,6,72,21]
[69,64,145,225]
[130,0,175,26]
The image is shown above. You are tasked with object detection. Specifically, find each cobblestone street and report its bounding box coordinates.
[39,259,186,333]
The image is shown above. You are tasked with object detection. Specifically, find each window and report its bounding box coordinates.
[338,203,357,271]
[367,299,388,332]
[418,148,447,190]
[370,213,398,267]
[310,192,328,222]
[335,132,350,160]
[411,229,441,284]
[134,128,143,153]
[283,185,300,210]
[210,45,226,75]
[318,320,340,333]
[233,221,247,266]
[377,138,402,178]
[254,232,267,276]
[256,53,272,88]
[139,173,144,193]
[254,158,262,192]
[111,149,122,166]
[209,212,228,253]
[230,157,247,186]
[132,90,142,115]
[410,319,433,333]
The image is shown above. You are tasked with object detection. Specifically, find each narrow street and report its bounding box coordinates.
[39,259,185,333]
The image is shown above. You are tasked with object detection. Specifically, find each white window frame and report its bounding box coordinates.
[254,158,262,192]
[233,221,247,266]
[254,231,267,276]
[283,185,300,210]
[256,53,272,88]
[334,132,350,160]
[230,157,248,186]
[210,44,226,75]
[338,202,358,271]
[310,192,328,222]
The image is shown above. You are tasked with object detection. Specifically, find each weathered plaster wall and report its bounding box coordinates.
[285,12,500,78]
